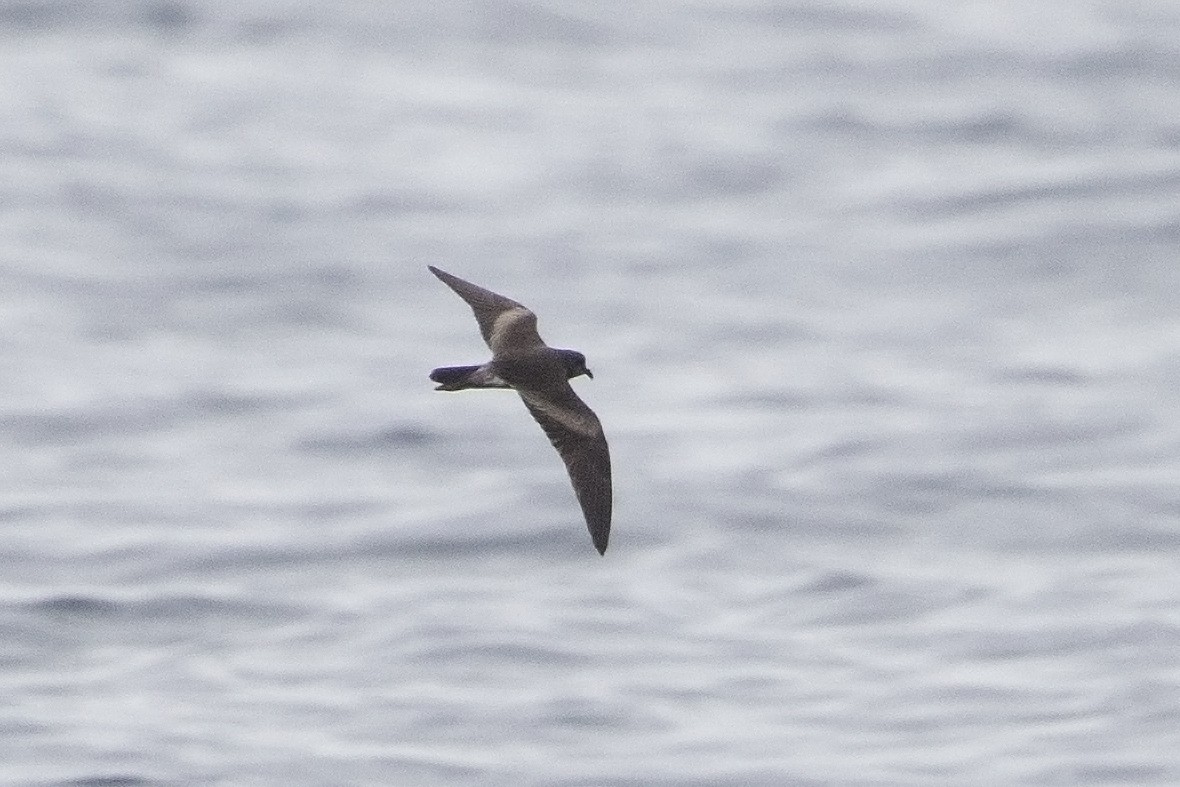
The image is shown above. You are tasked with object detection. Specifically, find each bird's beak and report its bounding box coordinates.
[585,368,594,379]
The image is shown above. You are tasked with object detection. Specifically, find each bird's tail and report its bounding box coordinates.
[429,365,510,391]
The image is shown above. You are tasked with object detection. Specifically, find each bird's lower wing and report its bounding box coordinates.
[517,385,612,554]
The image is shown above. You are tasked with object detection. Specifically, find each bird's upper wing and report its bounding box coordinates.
[428,266,544,355]
[517,383,612,555]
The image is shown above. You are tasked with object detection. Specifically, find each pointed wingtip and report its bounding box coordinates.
[428,265,461,289]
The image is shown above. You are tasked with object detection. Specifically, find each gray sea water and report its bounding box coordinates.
[3,1,1180,784]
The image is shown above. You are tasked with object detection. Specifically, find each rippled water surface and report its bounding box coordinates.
[3,1,1180,784]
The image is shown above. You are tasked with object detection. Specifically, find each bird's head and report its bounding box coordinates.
[557,349,593,380]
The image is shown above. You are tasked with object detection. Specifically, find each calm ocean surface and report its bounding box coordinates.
[2,1,1179,784]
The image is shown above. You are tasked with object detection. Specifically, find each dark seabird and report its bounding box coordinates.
[427,266,612,555]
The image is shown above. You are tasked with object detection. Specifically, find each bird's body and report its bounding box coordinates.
[427,266,613,554]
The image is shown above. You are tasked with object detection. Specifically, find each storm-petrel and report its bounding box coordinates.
[427,266,612,555]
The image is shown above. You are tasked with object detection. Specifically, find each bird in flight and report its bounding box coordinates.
[427,266,612,555]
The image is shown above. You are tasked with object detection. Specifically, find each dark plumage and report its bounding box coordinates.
[427,266,612,555]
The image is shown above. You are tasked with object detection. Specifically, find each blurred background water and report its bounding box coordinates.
[2,0,1180,784]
